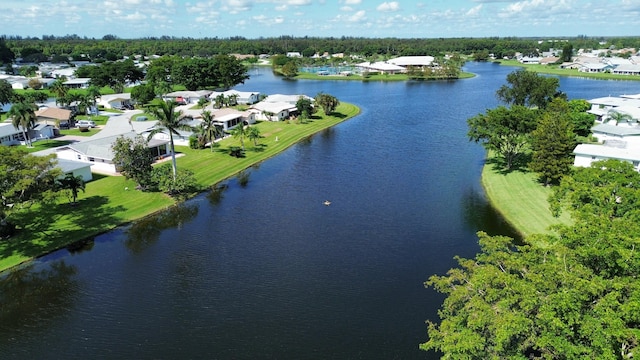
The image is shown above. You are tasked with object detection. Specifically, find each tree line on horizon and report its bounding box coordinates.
[2,35,640,65]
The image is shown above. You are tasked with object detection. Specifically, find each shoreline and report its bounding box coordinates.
[0,103,361,273]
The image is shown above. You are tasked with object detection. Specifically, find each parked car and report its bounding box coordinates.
[76,120,96,128]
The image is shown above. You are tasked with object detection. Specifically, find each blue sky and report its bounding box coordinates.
[1,0,639,39]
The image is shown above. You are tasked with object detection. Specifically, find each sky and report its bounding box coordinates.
[1,0,639,39]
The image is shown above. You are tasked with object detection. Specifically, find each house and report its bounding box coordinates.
[0,122,55,146]
[55,158,93,182]
[0,123,24,146]
[55,132,170,174]
[286,52,302,58]
[250,101,298,121]
[387,56,435,68]
[97,93,132,110]
[63,78,91,89]
[209,90,261,105]
[612,64,640,76]
[539,57,560,65]
[355,61,405,74]
[519,56,541,64]
[210,108,255,131]
[579,63,614,73]
[590,124,640,148]
[36,107,73,128]
[262,94,313,105]
[573,143,640,171]
[164,90,213,105]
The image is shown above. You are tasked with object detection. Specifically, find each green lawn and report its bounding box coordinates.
[24,139,73,153]
[481,156,572,243]
[294,71,475,81]
[497,59,640,81]
[0,102,360,272]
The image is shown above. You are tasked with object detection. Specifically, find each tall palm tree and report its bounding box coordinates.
[57,173,85,205]
[50,79,68,106]
[8,101,37,147]
[607,110,634,125]
[230,123,247,150]
[147,100,194,182]
[200,110,224,152]
[247,126,261,146]
[86,85,101,113]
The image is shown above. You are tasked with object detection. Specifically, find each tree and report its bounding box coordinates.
[560,43,574,62]
[151,164,198,197]
[56,173,85,205]
[529,98,577,186]
[606,109,634,125]
[111,135,155,189]
[496,69,563,109]
[50,79,68,106]
[246,125,261,146]
[199,110,223,151]
[0,147,60,236]
[296,96,315,120]
[423,230,640,359]
[315,92,340,115]
[8,101,38,147]
[467,105,538,170]
[281,61,298,78]
[230,124,247,151]
[146,100,194,182]
[0,79,14,105]
[130,83,156,105]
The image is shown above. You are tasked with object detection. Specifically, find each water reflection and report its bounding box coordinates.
[124,204,199,254]
[461,187,520,241]
[206,183,228,206]
[0,261,78,330]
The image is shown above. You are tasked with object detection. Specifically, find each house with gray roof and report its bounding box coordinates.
[574,143,640,171]
[54,132,169,174]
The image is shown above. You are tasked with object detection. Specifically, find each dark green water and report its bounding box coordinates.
[1,62,638,359]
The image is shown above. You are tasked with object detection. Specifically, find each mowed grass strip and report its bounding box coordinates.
[0,103,360,272]
[481,158,572,241]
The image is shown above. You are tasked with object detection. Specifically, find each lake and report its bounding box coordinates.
[1,62,639,359]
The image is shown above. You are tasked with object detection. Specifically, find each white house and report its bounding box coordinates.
[97,93,132,110]
[590,124,640,148]
[0,122,55,146]
[262,94,313,105]
[612,64,640,76]
[387,56,435,68]
[355,61,405,74]
[209,90,261,105]
[55,132,170,174]
[164,90,213,105]
[55,158,93,182]
[64,78,91,89]
[210,108,255,131]
[573,143,640,171]
[250,101,298,121]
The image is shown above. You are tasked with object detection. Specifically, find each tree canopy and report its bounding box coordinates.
[496,69,563,109]
[467,105,538,169]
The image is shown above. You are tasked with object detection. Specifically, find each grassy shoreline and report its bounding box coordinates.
[0,102,361,273]
[496,59,640,82]
[293,71,475,81]
[480,155,572,244]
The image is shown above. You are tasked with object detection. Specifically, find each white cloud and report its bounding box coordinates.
[341,6,353,11]
[377,2,400,12]
[342,0,362,4]
[466,4,482,17]
[349,9,366,22]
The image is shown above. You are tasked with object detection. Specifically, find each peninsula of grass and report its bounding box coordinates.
[0,102,360,273]
[480,155,572,243]
[496,59,640,81]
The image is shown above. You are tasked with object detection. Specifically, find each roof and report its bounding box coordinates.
[35,107,72,120]
[99,93,131,103]
[0,122,21,137]
[60,132,168,160]
[165,90,212,98]
[262,94,312,104]
[63,78,91,85]
[574,143,640,162]
[356,61,405,72]
[56,158,93,173]
[387,56,435,66]
[592,124,640,136]
[209,90,260,99]
[251,101,297,114]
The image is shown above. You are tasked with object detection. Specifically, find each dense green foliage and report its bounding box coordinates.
[0,79,13,105]
[467,105,538,169]
[529,99,577,186]
[111,135,155,189]
[425,159,640,358]
[4,35,640,60]
[314,93,340,115]
[496,69,563,109]
[0,147,60,235]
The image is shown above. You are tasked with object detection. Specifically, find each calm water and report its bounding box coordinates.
[2,63,639,360]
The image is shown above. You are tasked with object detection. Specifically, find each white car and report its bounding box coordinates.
[76,120,96,128]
